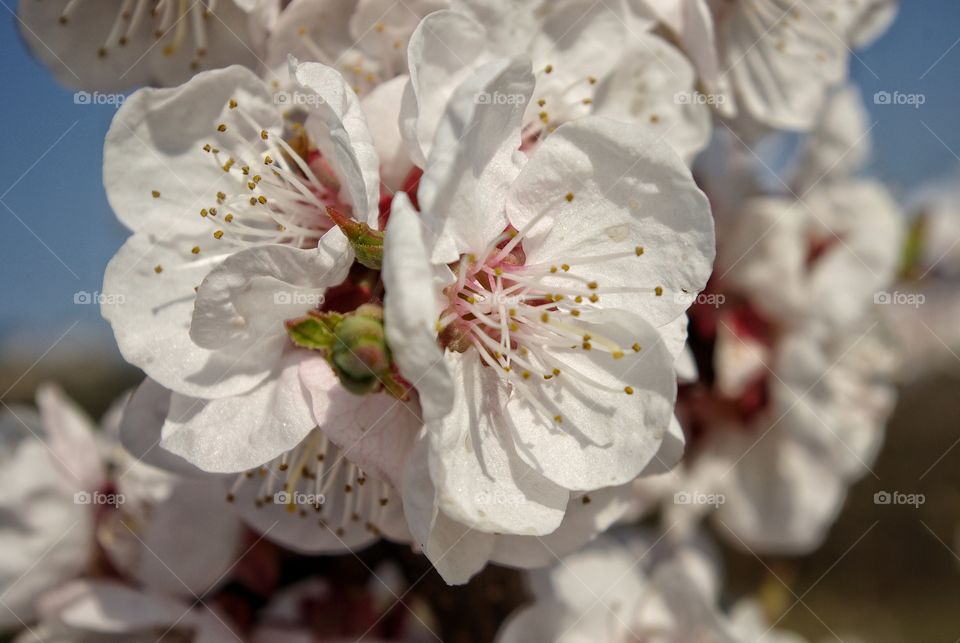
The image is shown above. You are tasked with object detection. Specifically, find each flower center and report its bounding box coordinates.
[438,208,654,423]
[227,429,395,538]
[60,0,215,68]
[182,98,346,258]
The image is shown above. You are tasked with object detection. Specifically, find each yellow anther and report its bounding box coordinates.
[588,76,597,85]
[635,246,644,256]
[554,415,563,423]
[541,313,550,322]
[582,341,592,350]
[582,98,593,105]
[612,351,624,359]
[258,195,268,204]
[575,295,583,303]
[151,190,160,198]
[583,334,592,341]
[565,192,574,202]
[191,246,201,254]
[624,386,634,395]
[154,265,163,273]
[200,209,208,217]
[209,207,217,216]
[216,191,226,202]
[264,155,274,164]
[509,322,519,332]
[213,230,224,239]
[632,343,642,352]
[203,143,212,152]
[550,265,558,273]
[544,64,553,73]
[537,98,546,107]
[571,309,581,317]
[522,371,531,380]
[222,158,235,172]
[654,286,663,296]
[552,368,561,376]
[247,181,256,190]
[228,99,238,109]
[225,214,234,222]
[241,165,250,175]
[539,111,549,124]
[494,267,503,276]
[587,281,598,290]
[589,294,599,303]
[562,264,570,271]
[217,123,227,132]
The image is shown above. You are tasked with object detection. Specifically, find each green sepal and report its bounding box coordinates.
[327,207,384,270]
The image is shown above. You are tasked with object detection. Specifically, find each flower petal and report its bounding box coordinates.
[507,116,714,328]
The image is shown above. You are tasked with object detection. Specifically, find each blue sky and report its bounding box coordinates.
[1,1,959,354]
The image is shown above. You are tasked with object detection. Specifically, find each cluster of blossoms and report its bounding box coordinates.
[7,0,944,640]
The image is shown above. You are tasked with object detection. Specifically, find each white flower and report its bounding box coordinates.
[17,0,278,91]
[631,0,897,131]
[15,579,239,643]
[495,530,735,643]
[0,386,100,628]
[381,56,713,581]
[401,6,710,165]
[101,62,391,473]
[662,86,902,553]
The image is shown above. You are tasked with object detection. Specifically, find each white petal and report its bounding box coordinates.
[104,65,280,232]
[506,309,677,490]
[382,192,454,423]
[35,383,104,491]
[102,222,272,399]
[159,351,315,472]
[418,56,534,263]
[401,10,490,166]
[190,231,353,356]
[507,116,715,328]
[401,436,496,585]
[592,33,711,163]
[300,356,421,488]
[296,63,382,226]
[427,352,568,535]
[362,75,416,192]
